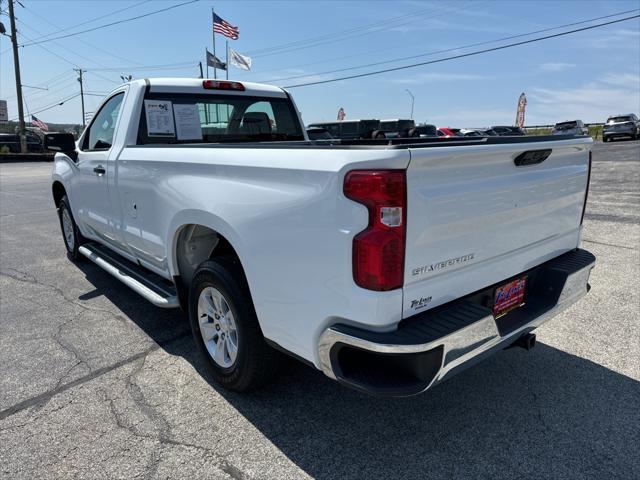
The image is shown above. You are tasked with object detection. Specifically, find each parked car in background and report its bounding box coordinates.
[479,128,499,136]
[379,119,415,138]
[459,129,484,137]
[491,126,525,136]
[603,114,639,142]
[411,124,438,138]
[552,120,588,136]
[306,127,333,140]
[307,119,385,139]
[437,128,459,137]
[0,131,44,153]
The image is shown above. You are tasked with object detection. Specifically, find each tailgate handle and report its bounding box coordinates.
[514,149,551,167]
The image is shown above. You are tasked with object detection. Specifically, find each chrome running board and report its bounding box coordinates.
[79,244,179,309]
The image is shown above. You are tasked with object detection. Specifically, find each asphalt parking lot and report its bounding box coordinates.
[1,140,638,480]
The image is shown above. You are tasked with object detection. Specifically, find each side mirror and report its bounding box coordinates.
[44,133,77,159]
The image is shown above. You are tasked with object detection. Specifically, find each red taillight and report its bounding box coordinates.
[202,80,245,91]
[344,170,406,291]
[580,150,592,225]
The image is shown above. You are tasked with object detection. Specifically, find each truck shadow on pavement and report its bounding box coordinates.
[78,261,639,480]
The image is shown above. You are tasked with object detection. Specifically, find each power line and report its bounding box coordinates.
[10,93,80,120]
[85,61,199,72]
[24,0,151,45]
[262,8,640,84]
[285,14,640,88]
[250,3,470,59]
[246,4,456,56]
[20,3,148,67]
[20,0,200,46]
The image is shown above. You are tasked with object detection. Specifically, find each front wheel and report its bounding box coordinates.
[188,257,281,392]
[58,195,85,261]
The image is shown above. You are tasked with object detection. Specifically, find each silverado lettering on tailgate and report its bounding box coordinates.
[412,253,475,277]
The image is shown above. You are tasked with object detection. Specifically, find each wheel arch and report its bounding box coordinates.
[52,180,67,208]
[168,211,249,289]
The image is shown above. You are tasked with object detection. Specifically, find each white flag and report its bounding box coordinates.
[229,47,252,71]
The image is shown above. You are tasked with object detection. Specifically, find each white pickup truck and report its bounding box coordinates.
[48,78,595,396]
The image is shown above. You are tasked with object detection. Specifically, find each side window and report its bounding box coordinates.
[83,93,124,151]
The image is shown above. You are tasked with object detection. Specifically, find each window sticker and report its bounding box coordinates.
[144,100,175,136]
[174,103,203,141]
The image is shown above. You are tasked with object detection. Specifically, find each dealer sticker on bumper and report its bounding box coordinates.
[493,276,527,317]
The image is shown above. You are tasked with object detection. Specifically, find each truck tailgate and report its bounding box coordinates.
[402,138,591,318]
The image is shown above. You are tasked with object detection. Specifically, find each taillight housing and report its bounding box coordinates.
[580,150,592,225]
[344,170,406,291]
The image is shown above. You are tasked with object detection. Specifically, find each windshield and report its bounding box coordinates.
[607,116,632,123]
[555,121,578,130]
[137,93,304,144]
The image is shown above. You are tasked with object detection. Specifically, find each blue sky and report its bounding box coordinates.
[1,0,638,127]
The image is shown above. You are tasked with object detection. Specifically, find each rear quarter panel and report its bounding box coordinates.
[115,146,410,365]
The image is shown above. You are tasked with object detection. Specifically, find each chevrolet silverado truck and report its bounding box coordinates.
[47,78,595,397]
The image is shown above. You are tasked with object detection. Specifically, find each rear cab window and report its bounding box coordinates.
[137,92,304,144]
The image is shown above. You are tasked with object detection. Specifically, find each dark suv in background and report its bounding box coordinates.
[491,126,525,136]
[0,131,44,153]
[307,119,384,139]
[603,114,639,142]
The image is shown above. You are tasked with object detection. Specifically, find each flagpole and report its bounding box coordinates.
[211,7,217,80]
[225,40,229,80]
[205,47,209,78]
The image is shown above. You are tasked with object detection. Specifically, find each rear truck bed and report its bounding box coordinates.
[318,136,595,396]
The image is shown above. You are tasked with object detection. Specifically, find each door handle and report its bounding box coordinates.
[93,165,106,176]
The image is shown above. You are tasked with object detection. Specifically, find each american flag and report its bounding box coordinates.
[213,13,239,40]
[31,115,49,131]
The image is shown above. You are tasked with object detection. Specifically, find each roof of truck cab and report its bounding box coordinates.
[139,78,287,96]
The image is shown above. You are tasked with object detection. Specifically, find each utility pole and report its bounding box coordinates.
[8,0,27,153]
[405,89,415,120]
[74,68,86,128]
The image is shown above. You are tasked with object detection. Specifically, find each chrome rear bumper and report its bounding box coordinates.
[318,249,595,396]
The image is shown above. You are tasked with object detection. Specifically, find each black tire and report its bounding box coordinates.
[58,195,85,261]
[372,130,386,139]
[188,257,281,392]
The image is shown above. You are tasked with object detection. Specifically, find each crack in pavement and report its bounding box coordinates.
[0,267,136,329]
[581,238,638,251]
[101,357,252,480]
[0,331,190,421]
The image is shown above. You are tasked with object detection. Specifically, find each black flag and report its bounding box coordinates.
[206,50,227,70]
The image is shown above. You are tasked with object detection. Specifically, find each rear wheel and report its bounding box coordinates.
[58,195,85,261]
[188,257,281,391]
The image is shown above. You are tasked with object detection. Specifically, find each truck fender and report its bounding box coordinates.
[166,209,248,281]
